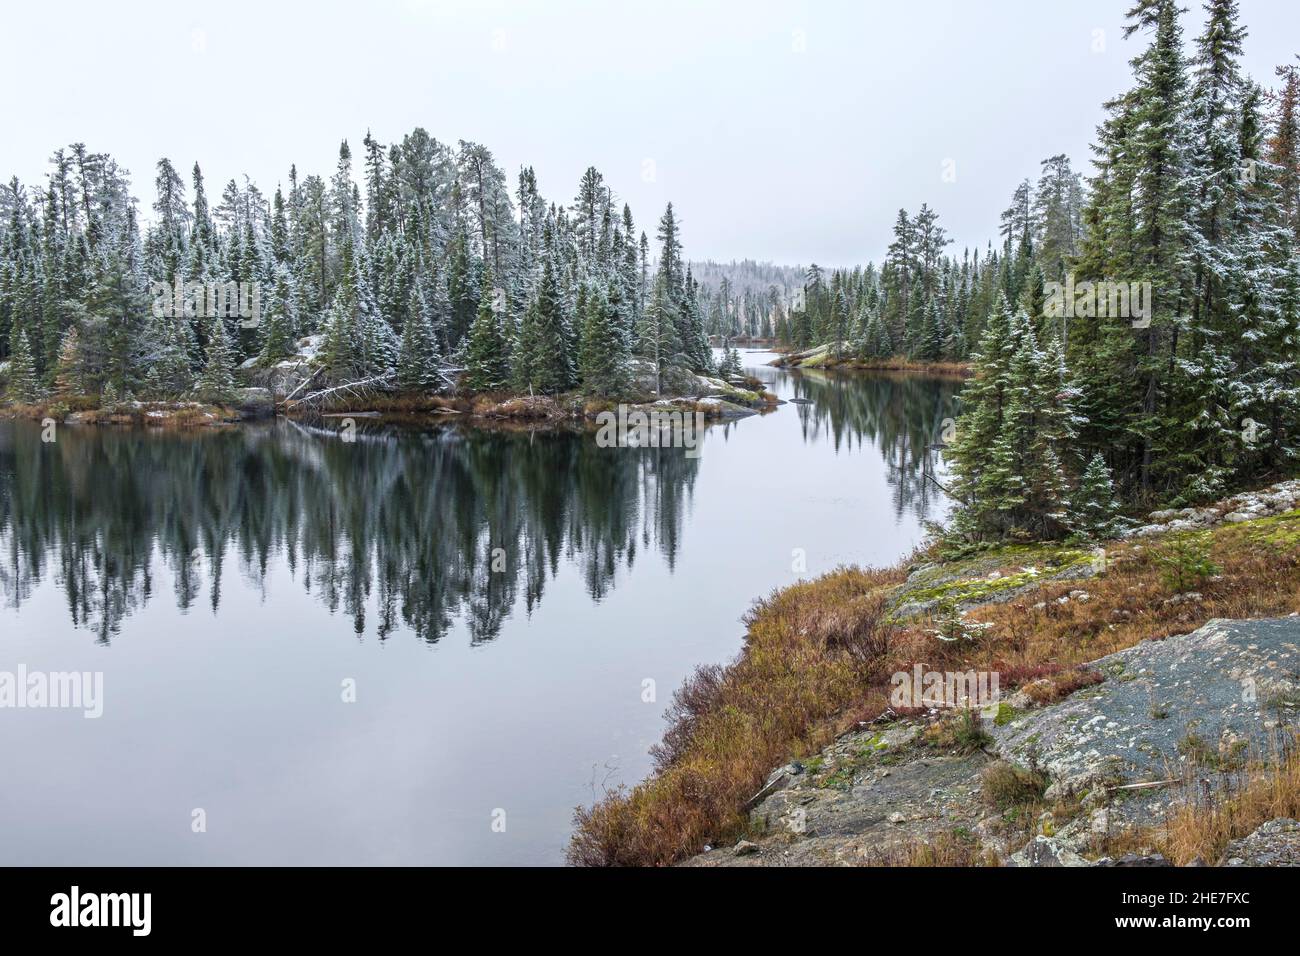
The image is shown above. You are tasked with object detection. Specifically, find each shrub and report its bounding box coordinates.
[1151,533,1221,593]
[981,760,1049,811]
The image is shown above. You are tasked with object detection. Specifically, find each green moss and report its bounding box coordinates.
[1222,508,1300,550]
[992,702,1022,726]
[897,544,1093,611]
[903,571,1037,606]
[859,733,889,754]
[822,766,856,790]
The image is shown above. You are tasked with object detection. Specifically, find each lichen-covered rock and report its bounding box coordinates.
[1009,836,1089,867]
[1220,818,1300,866]
[995,618,1300,801]
[1127,480,1300,537]
[681,616,1300,868]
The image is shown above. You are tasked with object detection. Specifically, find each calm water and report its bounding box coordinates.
[0,353,959,865]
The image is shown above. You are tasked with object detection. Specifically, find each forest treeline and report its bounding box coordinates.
[0,134,718,407]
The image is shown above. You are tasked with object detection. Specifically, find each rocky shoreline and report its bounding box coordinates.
[570,480,1300,867]
[3,336,781,431]
[685,615,1300,867]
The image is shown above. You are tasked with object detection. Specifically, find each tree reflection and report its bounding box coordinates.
[779,367,962,521]
[0,421,700,643]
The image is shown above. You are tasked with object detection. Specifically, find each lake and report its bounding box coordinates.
[0,353,960,865]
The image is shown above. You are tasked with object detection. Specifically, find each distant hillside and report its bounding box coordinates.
[689,260,806,300]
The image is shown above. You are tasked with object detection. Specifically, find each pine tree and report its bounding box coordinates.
[145,312,196,398]
[256,270,296,367]
[52,325,84,397]
[464,268,509,392]
[197,316,236,401]
[1072,453,1124,539]
[397,287,444,391]
[578,280,630,397]
[6,327,41,403]
[318,289,358,381]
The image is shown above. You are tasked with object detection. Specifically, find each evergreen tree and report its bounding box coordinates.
[578,280,631,396]
[1072,453,1125,539]
[464,268,509,391]
[397,287,444,391]
[145,312,196,397]
[197,316,236,401]
[6,327,41,402]
[255,270,296,367]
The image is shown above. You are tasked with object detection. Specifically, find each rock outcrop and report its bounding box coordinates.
[1127,480,1300,537]
[1220,818,1300,866]
[684,616,1300,867]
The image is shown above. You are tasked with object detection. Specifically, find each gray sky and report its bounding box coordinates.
[2,0,1296,267]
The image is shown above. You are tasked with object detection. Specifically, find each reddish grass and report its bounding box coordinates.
[569,508,1300,866]
[567,565,907,866]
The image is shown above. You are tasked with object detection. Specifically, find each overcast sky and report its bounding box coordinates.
[2,0,1296,267]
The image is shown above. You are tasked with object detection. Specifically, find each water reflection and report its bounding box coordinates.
[0,368,960,645]
[0,421,700,643]
[766,364,961,523]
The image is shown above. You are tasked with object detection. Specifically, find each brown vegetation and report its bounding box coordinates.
[569,508,1300,866]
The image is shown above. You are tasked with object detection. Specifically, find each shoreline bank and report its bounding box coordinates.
[769,344,972,378]
[0,376,781,432]
[569,480,1300,867]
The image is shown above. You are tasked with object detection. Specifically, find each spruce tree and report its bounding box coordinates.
[197,317,236,402]
[6,327,41,403]
[1072,453,1124,539]
[578,280,630,397]
[464,268,509,392]
[146,313,196,398]
[397,287,444,391]
[255,272,296,367]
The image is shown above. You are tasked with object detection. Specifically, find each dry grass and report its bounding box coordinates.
[866,829,1002,866]
[567,565,907,867]
[1113,737,1300,865]
[309,392,465,415]
[1159,738,1300,868]
[7,397,236,428]
[474,393,574,420]
[2,395,97,419]
[981,759,1049,811]
[835,357,972,377]
[569,507,1300,866]
[950,518,1300,677]
[775,354,972,377]
[1020,668,1106,706]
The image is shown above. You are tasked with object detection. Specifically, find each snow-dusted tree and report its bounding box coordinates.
[397,286,444,391]
[317,289,358,381]
[196,316,236,401]
[949,304,1080,540]
[6,327,41,402]
[464,268,509,392]
[145,313,196,398]
[52,325,85,397]
[1071,453,1125,539]
[578,279,631,397]
[255,269,296,367]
